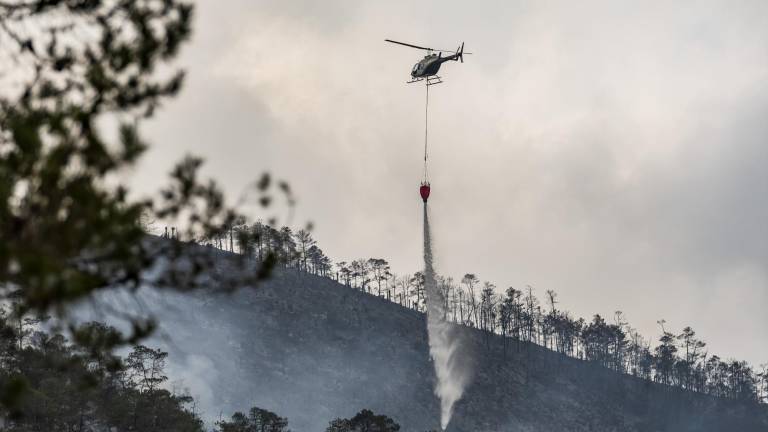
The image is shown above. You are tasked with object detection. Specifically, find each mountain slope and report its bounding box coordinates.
[81,265,767,432]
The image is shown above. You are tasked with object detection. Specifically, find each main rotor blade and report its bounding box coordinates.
[434,48,473,54]
[385,39,433,51]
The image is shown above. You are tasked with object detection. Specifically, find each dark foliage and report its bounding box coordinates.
[0,308,203,430]
[215,406,290,432]
[325,409,400,432]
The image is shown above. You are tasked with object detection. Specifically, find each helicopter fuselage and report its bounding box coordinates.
[411,52,460,78]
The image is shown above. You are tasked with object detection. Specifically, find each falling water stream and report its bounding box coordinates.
[423,203,472,430]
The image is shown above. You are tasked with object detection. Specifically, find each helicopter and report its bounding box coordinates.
[385,39,470,84]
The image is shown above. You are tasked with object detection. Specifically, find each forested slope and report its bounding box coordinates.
[79,263,767,432]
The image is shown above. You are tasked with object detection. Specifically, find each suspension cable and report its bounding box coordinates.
[423,80,429,182]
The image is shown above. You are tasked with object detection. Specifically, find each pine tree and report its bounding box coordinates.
[325,409,400,432]
[368,258,392,296]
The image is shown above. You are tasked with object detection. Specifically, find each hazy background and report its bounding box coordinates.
[132,0,768,366]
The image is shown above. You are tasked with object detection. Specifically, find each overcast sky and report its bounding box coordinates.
[134,0,768,366]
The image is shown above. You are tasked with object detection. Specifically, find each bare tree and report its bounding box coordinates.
[461,274,480,327]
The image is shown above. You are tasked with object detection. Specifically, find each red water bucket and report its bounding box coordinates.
[419,182,431,202]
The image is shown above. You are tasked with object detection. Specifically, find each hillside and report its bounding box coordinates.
[79,264,768,432]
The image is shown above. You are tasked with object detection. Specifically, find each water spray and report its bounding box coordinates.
[423,203,471,430]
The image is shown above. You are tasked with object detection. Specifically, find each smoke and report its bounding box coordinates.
[422,203,472,430]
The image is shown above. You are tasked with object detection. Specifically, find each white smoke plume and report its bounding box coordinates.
[422,203,472,430]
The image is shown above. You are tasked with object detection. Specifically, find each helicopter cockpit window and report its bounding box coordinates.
[412,64,419,73]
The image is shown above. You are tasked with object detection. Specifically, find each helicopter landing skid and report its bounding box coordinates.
[407,75,443,86]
